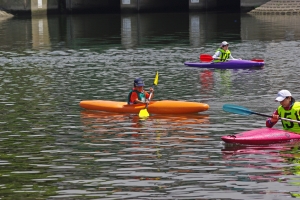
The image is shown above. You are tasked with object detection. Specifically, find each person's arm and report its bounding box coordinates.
[212,51,221,60]
[145,88,154,102]
[229,54,236,60]
[130,92,145,104]
[266,109,279,128]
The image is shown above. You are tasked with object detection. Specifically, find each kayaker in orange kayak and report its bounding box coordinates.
[266,90,300,133]
[127,78,154,105]
[212,41,241,62]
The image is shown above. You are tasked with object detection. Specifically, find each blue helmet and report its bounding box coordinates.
[134,78,145,87]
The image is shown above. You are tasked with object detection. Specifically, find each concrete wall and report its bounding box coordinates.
[0,0,58,15]
[65,0,120,12]
[189,0,217,11]
[0,0,31,12]
[0,0,270,14]
[120,0,136,12]
[120,0,188,13]
[31,0,47,15]
[31,0,59,15]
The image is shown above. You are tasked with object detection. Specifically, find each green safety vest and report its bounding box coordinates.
[278,102,300,133]
[214,48,231,62]
[127,89,146,105]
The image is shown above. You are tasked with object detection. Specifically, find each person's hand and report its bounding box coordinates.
[134,99,147,104]
[145,99,150,104]
[149,87,154,93]
[271,114,279,123]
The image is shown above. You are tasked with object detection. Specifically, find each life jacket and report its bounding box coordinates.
[214,48,231,62]
[278,102,300,133]
[127,89,146,105]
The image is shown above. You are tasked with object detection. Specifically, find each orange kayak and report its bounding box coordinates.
[79,100,209,114]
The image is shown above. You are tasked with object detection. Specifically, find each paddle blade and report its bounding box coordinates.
[200,54,213,62]
[223,104,253,116]
[139,108,149,118]
[153,71,159,86]
[251,59,264,62]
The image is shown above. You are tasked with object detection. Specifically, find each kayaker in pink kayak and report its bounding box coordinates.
[127,78,154,105]
[266,90,300,133]
[212,41,241,62]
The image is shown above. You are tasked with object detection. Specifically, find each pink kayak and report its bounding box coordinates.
[221,128,300,145]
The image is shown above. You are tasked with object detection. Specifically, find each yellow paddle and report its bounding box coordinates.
[139,71,159,118]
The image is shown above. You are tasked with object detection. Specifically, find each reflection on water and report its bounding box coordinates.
[222,142,300,199]
[81,110,211,141]
[78,111,217,199]
[32,17,50,49]
[0,11,300,199]
[241,14,300,41]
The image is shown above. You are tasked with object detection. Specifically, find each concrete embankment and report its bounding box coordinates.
[0,10,13,17]
[249,0,300,14]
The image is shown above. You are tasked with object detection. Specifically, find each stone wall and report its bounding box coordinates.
[241,0,270,12]
[0,10,13,17]
[242,0,269,7]
[249,0,300,14]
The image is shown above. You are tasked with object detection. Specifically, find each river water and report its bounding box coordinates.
[0,11,300,199]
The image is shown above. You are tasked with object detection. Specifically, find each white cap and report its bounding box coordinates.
[220,41,229,47]
[275,90,292,102]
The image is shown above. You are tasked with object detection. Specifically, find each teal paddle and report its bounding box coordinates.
[139,71,159,118]
[223,104,300,123]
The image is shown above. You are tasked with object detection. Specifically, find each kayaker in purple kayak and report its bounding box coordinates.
[266,90,300,133]
[212,41,241,62]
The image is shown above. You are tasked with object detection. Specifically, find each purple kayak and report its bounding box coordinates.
[184,60,264,69]
[222,128,300,145]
